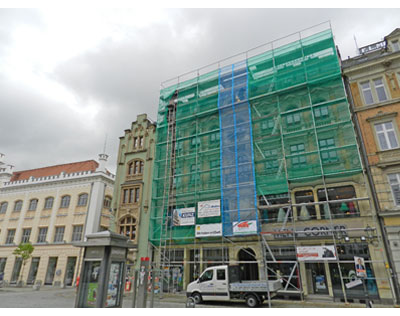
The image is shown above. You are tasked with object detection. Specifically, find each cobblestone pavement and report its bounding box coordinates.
[0,286,397,308]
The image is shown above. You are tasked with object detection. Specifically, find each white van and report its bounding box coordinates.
[186,265,282,307]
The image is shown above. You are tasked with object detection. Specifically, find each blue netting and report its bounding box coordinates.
[218,61,259,236]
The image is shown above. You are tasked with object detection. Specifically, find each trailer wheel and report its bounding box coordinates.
[191,292,202,304]
[245,294,259,308]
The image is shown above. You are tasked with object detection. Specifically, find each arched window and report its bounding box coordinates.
[0,202,8,214]
[44,197,54,209]
[13,200,23,212]
[127,160,144,176]
[77,193,88,207]
[119,216,137,240]
[28,199,38,211]
[60,195,71,208]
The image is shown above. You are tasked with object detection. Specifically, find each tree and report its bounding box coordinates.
[13,243,34,285]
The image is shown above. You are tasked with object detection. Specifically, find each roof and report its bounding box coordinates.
[10,160,99,181]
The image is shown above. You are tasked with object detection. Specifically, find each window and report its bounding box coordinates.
[317,186,358,218]
[314,106,329,118]
[191,137,200,147]
[21,228,31,243]
[13,200,23,212]
[77,193,88,207]
[28,199,38,211]
[60,195,71,208]
[290,143,307,167]
[128,162,133,175]
[44,197,54,209]
[133,137,138,148]
[360,81,374,105]
[0,202,7,214]
[71,225,83,242]
[210,132,220,142]
[6,229,16,244]
[103,196,112,208]
[0,258,6,274]
[361,78,388,105]
[190,164,200,184]
[261,119,275,130]
[286,113,301,125]
[388,173,400,206]
[123,187,140,204]
[139,136,144,147]
[319,138,338,163]
[119,216,137,240]
[53,227,65,243]
[210,160,219,169]
[199,269,213,282]
[37,227,48,243]
[373,78,388,102]
[217,269,226,280]
[295,190,316,221]
[134,160,144,174]
[392,40,400,52]
[375,122,399,150]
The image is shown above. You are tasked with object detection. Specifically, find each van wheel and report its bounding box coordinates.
[192,292,202,304]
[246,294,259,308]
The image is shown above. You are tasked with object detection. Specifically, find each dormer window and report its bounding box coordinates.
[392,40,399,52]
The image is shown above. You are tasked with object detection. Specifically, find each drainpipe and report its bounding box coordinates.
[343,74,400,304]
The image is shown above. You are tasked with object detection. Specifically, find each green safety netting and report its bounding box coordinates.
[150,28,362,245]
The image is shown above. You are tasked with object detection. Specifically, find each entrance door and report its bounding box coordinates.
[27,257,40,285]
[238,248,259,280]
[64,257,77,286]
[10,258,22,284]
[306,262,328,295]
[45,257,58,285]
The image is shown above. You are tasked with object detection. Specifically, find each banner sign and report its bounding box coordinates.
[195,223,222,237]
[296,245,337,261]
[233,220,258,235]
[354,256,367,278]
[198,200,220,218]
[173,208,195,226]
[273,225,347,239]
[345,279,363,289]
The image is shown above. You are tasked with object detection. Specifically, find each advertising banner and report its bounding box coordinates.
[195,223,222,237]
[296,245,337,261]
[198,200,220,218]
[233,220,258,235]
[173,208,195,226]
[354,256,367,278]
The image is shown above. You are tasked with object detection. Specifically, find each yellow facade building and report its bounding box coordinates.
[0,154,114,287]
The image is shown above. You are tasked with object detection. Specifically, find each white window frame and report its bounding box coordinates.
[360,77,390,105]
[374,121,399,151]
[388,173,400,206]
[71,225,83,242]
[28,199,38,211]
[53,226,65,243]
[6,229,16,244]
[391,40,400,52]
[21,228,31,243]
[373,78,388,102]
[44,197,54,209]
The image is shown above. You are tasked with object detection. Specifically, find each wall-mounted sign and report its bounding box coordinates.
[173,208,195,226]
[273,225,347,239]
[198,200,220,218]
[233,220,257,235]
[296,245,337,261]
[195,223,222,237]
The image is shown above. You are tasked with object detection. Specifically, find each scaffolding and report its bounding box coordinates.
[147,21,397,306]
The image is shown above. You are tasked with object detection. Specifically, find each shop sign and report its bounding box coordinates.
[233,220,257,235]
[198,200,220,218]
[195,223,222,237]
[273,225,347,239]
[296,245,337,261]
[173,208,195,226]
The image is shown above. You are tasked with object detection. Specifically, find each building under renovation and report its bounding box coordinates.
[149,23,398,305]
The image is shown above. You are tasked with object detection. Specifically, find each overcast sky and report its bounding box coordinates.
[1,8,399,174]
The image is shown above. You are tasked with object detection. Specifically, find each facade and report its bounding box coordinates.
[149,24,396,304]
[0,154,114,287]
[342,28,400,298]
[112,114,156,270]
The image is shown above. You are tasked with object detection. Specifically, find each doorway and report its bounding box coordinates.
[27,257,40,285]
[64,257,77,286]
[45,257,58,285]
[238,248,259,280]
[306,262,329,295]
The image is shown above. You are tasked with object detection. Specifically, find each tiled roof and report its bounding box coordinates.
[10,160,99,181]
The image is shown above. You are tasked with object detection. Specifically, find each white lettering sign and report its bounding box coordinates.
[195,223,222,237]
[296,245,337,261]
[198,200,220,218]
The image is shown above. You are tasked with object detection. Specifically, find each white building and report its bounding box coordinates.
[0,154,114,287]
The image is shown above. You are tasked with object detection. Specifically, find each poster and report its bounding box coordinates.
[105,262,121,307]
[315,275,327,290]
[87,283,98,306]
[85,261,101,307]
[233,220,257,235]
[354,256,367,278]
[195,223,222,237]
[296,245,337,261]
[173,208,195,226]
[198,200,220,218]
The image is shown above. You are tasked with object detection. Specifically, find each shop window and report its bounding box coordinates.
[259,193,290,223]
[374,121,399,151]
[0,258,7,274]
[317,186,359,219]
[329,244,378,299]
[388,173,400,206]
[295,190,316,221]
